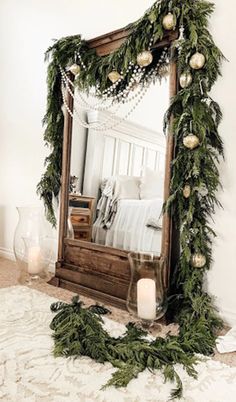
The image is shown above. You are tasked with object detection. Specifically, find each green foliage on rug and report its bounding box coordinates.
[50,296,199,399]
[43,0,225,398]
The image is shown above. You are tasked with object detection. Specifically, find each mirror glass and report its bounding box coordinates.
[68,77,169,254]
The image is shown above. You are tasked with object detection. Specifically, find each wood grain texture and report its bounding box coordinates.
[53,26,178,309]
[87,27,178,56]
[161,53,177,287]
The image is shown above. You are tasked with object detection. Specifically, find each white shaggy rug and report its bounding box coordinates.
[1,286,236,402]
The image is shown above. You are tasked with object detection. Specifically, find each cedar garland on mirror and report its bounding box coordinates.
[37,0,225,398]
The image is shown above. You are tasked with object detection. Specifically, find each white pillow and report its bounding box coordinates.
[115,175,140,200]
[140,167,164,200]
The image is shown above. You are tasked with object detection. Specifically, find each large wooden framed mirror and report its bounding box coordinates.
[50,27,179,309]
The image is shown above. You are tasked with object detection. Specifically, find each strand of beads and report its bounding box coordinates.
[60,67,119,114]
[61,56,169,131]
[76,51,86,70]
[61,66,147,125]
[60,47,170,131]
[61,73,147,131]
[60,63,149,119]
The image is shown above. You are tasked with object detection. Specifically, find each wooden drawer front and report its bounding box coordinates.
[74,228,91,242]
[70,199,90,209]
[71,213,90,226]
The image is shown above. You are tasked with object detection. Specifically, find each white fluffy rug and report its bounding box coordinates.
[1,286,236,402]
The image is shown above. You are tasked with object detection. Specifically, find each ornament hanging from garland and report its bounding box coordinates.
[162,13,175,30]
[183,184,191,198]
[179,72,192,88]
[108,71,121,83]
[191,253,207,268]
[189,52,206,70]
[137,50,153,67]
[68,63,81,76]
[183,134,200,150]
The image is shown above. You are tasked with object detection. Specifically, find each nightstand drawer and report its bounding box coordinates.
[74,228,91,242]
[69,195,95,211]
[71,213,90,226]
[68,195,95,243]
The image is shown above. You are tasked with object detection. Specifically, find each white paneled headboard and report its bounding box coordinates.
[83,110,166,198]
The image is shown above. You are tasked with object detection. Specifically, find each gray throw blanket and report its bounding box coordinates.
[96,178,118,229]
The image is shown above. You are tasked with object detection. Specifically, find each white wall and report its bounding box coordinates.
[0,0,236,324]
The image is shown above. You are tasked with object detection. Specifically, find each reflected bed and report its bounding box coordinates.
[93,197,163,252]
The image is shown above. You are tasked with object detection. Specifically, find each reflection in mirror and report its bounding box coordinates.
[69,77,169,254]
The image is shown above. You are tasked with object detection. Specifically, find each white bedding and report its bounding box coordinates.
[92,198,163,252]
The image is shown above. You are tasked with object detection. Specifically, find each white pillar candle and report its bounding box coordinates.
[28,246,42,275]
[137,278,156,320]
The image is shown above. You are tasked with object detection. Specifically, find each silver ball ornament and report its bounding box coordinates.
[162,13,175,30]
[179,72,193,88]
[189,52,206,70]
[68,64,81,76]
[183,134,200,150]
[137,50,153,67]
[191,253,206,268]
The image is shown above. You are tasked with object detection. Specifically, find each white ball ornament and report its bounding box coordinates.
[189,52,206,70]
[183,134,200,150]
[162,13,175,31]
[191,253,206,268]
[179,72,193,88]
[68,64,81,76]
[108,71,121,83]
[137,50,153,67]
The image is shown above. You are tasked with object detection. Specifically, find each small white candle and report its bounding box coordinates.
[137,278,156,320]
[28,246,42,275]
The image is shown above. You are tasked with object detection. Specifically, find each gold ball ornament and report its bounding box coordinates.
[179,72,193,88]
[183,134,200,150]
[189,52,206,70]
[191,253,207,268]
[108,71,121,83]
[183,184,191,199]
[162,13,175,30]
[137,50,153,67]
[68,64,81,76]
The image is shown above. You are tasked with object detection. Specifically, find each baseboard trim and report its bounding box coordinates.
[0,247,55,273]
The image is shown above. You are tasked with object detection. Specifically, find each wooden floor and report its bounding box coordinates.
[0,256,236,367]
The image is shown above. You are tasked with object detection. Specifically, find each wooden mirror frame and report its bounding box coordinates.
[50,27,179,309]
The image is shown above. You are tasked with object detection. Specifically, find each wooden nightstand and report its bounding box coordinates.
[69,195,95,242]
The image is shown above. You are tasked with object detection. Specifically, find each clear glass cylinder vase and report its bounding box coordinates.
[13,206,53,284]
[126,252,167,328]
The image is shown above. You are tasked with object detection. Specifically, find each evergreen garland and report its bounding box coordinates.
[50,296,199,399]
[43,0,225,398]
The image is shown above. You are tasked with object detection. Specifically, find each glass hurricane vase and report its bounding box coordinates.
[126,252,167,328]
[13,206,53,284]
